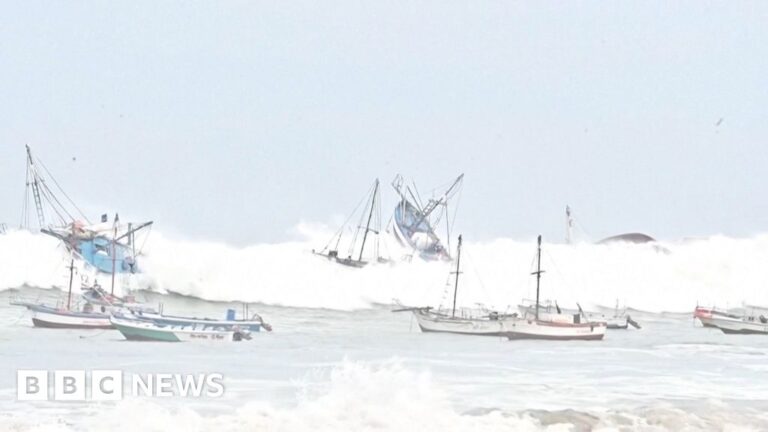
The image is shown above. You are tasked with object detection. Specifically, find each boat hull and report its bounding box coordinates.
[111,317,246,342]
[699,315,768,335]
[413,310,507,336]
[132,312,264,332]
[504,318,607,341]
[27,305,113,329]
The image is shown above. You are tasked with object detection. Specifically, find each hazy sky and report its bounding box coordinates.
[1,2,766,245]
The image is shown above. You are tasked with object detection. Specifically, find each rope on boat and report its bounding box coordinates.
[79,329,108,339]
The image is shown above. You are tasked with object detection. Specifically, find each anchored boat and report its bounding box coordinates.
[504,236,607,341]
[11,259,113,329]
[130,304,272,332]
[313,179,389,268]
[398,235,513,336]
[110,315,253,342]
[390,174,463,261]
[696,304,768,335]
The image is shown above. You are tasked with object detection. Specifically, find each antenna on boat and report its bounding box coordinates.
[358,179,380,263]
[532,235,544,320]
[66,257,75,311]
[110,213,119,295]
[451,235,463,318]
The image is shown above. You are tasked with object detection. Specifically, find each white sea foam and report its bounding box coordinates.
[2,360,766,432]
[2,227,767,312]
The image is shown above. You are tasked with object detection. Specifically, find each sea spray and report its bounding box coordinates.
[2,227,767,312]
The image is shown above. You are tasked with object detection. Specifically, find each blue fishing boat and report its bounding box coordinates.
[127,305,272,332]
[390,174,463,261]
[21,145,153,274]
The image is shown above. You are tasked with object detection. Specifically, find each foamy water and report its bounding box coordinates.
[3,227,767,312]
[2,229,768,431]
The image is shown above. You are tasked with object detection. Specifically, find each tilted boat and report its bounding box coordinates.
[504,236,607,341]
[390,174,463,261]
[11,259,113,329]
[110,315,253,342]
[397,235,514,336]
[313,179,390,268]
[21,145,153,275]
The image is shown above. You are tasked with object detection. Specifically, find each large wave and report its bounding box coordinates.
[1,227,767,312]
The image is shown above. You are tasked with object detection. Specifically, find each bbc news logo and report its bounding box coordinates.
[17,370,225,401]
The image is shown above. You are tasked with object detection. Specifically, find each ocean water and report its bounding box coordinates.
[1,230,767,431]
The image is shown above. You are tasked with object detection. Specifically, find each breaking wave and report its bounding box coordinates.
[3,360,767,432]
[2,226,767,312]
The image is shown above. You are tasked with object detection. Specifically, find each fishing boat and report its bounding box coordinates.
[313,179,390,268]
[11,259,113,329]
[694,305,743,327]
[129,304,271,332]
[110,315,252,342]
[696,304,768,334]
[504,236,607,341]
[521,300,640,330]
[390,174,463,261]
[395,235,514,336]
[21,145,153,274]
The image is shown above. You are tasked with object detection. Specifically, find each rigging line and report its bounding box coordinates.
[348,181,377,258]
[36,157,91,224]
[37,184,70,226]
[321,185,370,252]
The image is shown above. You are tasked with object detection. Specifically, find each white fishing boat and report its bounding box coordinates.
[504,236,607,341]
[130,304,272,332]
[11,259,114,329]
[697,304,768,335]
[313,179,391,268]
[521,300,640,330]
[110,315,252,342]
[396,235,514,336]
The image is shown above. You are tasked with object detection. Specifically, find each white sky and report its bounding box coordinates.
[1,1,766,244]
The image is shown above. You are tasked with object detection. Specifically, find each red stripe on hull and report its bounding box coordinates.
[32,318,114,330]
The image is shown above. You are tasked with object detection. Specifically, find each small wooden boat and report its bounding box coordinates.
[110,315,252,342]
[14,303,113,329]
[11,259,113,329]
[504,236,607,341]
[694,305,743,327]
[408,307,511,336]
[696,304,768,334]
[130,304,272,332]
[395,235,514,336]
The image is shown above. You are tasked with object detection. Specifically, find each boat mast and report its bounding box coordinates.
[358,179,379,262]
[66,257,75,311]
[25,145,46,229]
[533,235,544,320]
[451,235,463,318]
[565,206,573,244]
[110,214,118,295]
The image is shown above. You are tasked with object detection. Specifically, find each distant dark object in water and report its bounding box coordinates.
[597,233,670,254]
[597,233,656,244]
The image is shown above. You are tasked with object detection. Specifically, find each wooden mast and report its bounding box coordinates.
[451,234,463,318]
[66,257,75,310]
[110,214,118,295]
[533,235,544,320]
[357,179,379,263]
